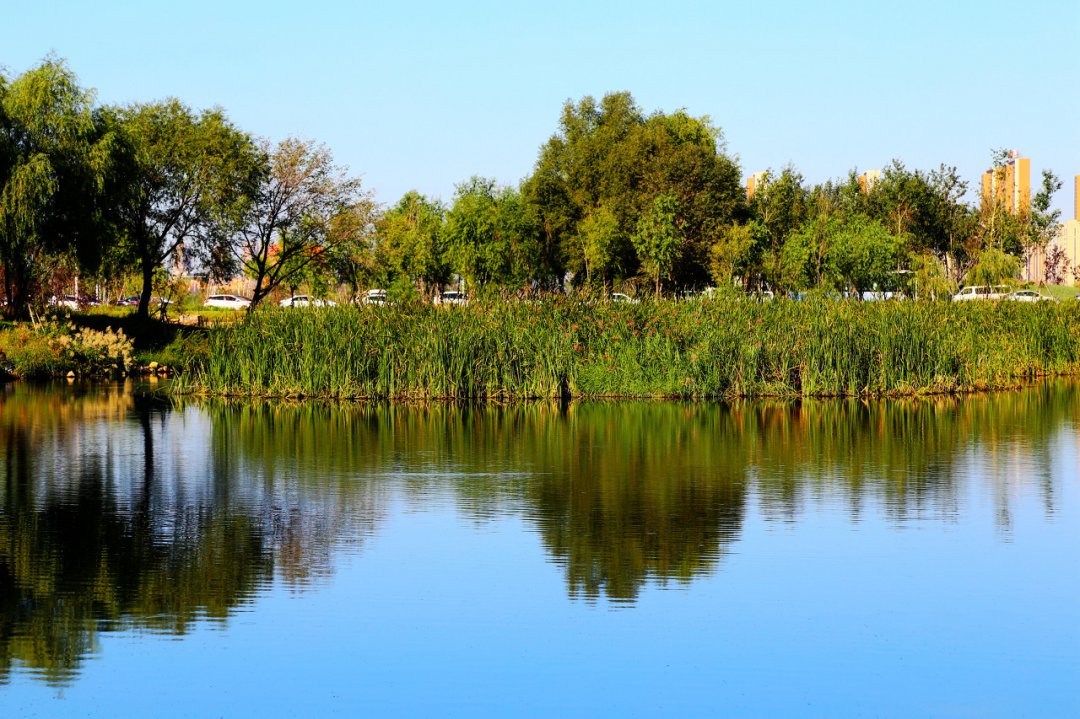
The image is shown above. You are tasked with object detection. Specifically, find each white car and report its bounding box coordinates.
[434,291,467,306]
[1006,290,1054,302]
[360,289,388,306]
[952,285,1011,301]
[204,294,252,310]
[279,295,336,308]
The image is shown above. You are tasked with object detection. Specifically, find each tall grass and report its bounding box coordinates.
[177,297,1080,400]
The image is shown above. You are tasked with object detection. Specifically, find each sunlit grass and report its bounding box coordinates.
[177,297,1080,400]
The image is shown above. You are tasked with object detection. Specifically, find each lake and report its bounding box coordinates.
[0,381,1077,717]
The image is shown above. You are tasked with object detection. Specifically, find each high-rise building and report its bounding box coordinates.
[1058,175,1080,285]
[857,170,881,194]
[980,151,1031,216]
[746,171,767,200]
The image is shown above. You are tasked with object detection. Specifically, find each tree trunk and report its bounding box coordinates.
[137,254,155,320]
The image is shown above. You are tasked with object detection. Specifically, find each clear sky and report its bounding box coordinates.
[4,0,1078,215]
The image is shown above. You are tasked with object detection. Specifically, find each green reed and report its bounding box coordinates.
[177,297,1080,400]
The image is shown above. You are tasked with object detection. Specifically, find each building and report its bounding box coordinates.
[857,169,881,194]
[1057,174,1080,285]
[745,171,767,200]
[981,150,1031,216]
[981,152,1038,282]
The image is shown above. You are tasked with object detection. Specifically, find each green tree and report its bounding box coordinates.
[966,247,1020,287]
[1027,169,1062,250]
[226,137,372,309]
[748,167,808,290]
[827,217,906,294]
[0,57,125,316]
[444,177,539,292]
[376,191,448,295]
[576,204,622,285]
[633,194,682,296]
[115,99,258,319]
[523,92,742,289]
[708,221,755,287]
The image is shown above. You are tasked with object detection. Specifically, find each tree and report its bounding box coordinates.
[115,99,258,319]
[633,194,682,296]
[967,247,1020,287]
[444,177,539,292]
[708,222,755,287]
[576,204,622,285]
[748,167,807,290]
[1027,169,1062,250]
[376,191,448,295]
[909,253,955,300]
[226,137,371,309]
[826,217,906,294]
[523,92,742,290]
[0,57,125,316]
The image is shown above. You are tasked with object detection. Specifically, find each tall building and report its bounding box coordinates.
[857,170,881,194]
[981,150,1031,216]
[746,171,767,200]
[1058,174,1080,286]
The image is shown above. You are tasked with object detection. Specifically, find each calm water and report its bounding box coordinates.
[0,381,1077,717]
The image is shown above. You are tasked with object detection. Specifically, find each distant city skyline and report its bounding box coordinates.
[4,0,1077,217]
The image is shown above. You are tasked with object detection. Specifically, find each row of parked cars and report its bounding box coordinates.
[951,286,1061,302]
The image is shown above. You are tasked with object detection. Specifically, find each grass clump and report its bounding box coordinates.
[178,297,1080,400]
[0,316,134,378]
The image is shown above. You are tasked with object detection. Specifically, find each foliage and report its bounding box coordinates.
[443,176,540,291]
[522,92,743,289]
[114,99,258,318]
[909,253,955,300]
[1,58,1071,308]
[375,191,448,294]
[0,315,132,376]
[222,137,372,309]
[0,56,125,316]
[708,222,755,287]
[633,194,682,295]
[966,247,1020,287]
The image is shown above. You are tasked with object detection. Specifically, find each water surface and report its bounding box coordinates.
[0,382,1077,716]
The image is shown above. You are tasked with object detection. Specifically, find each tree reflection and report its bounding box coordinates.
[0,381,1073,683]
[0,386,382,685]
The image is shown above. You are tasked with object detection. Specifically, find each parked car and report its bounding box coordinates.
[434,291,467,306]
[861,291,903,301]
[49,294,100,309]
[279,295,336,308]
[204,294,252,310]
[952,285,1011,301]
[1006,289,1054,302]
[114,296,141,306]
[49,294,81,310]
[359,289,388,306]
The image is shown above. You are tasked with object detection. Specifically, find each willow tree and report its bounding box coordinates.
[115,99,258,319]
[0,57,124,316]
[375,191,448,296]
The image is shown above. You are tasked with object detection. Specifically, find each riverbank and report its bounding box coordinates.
[0,313,207,380]
[176,297,1080,400]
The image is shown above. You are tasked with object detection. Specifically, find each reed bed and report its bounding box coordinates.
[177,297,1080,400]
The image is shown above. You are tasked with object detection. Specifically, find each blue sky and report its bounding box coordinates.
[5,0,1078,215]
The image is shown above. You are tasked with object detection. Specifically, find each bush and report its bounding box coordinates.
[0,317,134,377]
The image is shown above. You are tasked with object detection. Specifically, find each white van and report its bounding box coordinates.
[951,285,1010,301]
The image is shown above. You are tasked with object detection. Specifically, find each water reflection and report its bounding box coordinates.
[0,382,1074,683]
